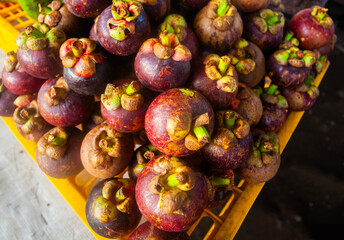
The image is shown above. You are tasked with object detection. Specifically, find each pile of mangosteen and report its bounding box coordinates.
[0,0,336,238]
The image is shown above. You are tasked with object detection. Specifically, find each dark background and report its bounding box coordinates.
[236,0,344,239]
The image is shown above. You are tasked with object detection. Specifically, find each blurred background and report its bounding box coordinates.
[0,0,343,239]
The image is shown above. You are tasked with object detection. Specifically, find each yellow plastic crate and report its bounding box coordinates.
[0,2,329,239]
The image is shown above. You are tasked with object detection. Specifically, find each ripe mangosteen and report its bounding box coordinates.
[256,83,288,133]
[0,79,17,117]
[194,0,243,52]
[60,38,113,96]
[85,178,142,238]
[135,155,209,232]
[201,110,253,169]
[100,80,150,133]
[232,83,263,127]
[318,34,337,57]
[281,74,320,112]
[96,0,151,56]
[267,47,316,88]
[80,123,134,179]
[227,38,265,87]
[135,32,192,92]
[236,130,280,183]
[145,88,214,157]
[189,54,238,110]
[138,0,171,23]
[132,129,149,146]
[129,221,191,240]
[1,51,46,95]
[37,77,94,127]
[16,23,66,79]
[159,14,199,58]
[289,6,335,50]
[81,102,104,133]
[13,95,51,142]
[36,127,85,178]
[128,144,161,181]
[175,0,209,11]
[205,169,234,209]
[37,0,83,37]
[243,8,285,53]
[231,0,269,12]
[64,0,112,18]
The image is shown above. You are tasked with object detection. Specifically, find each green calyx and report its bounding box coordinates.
[217,0,230,16]
[108,0,143,41]
[13,100,45,134]
[160,14,187,42]
[210,0,237,31]
[310,6,333,29]
[47,130,67,147]
[273,48,316,68]
[227,39,256,75]
[16,23,65,51]
[101,81,144,112]
[263,84,288,108]
[179,88,195,97]
[4,51,18,73]
[253,9,285,34]
[221,110,250,139]
[204,54,238,93]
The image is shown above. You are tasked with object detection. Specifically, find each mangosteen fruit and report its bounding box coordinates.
[281,74,320,112]
[201,110,253,169]
[267,47,316,88]
[289,5,335,50]
[1,51,46,95]
[135,155,209,232]
[96,0,151,56]
[36,127,85,178]
[233,83,263,127]
[145,88,214,157]
[37,77,94,127]
[159,14,199,58]
[64,0,112,18]
[81,102,104,133]
[236,130,280,183]
[256,83,288,133]
[243,8,285,53]
[37,0,83,37]
[60,38,113,96]
[80,123,134,179]
[128,144,161,182]
[227,38,265,87]
[13,95,51,142]
[85,178,142,238]
[129,221,191,240]
[138,0,171,23]
[206,169,234,209]
[194,0,243,52]
[0,79,17,117]
[101,80,150,133]
[16,23,65,79]
[231,0,269,13]
[135,32,192,92]
[189,54,238,110]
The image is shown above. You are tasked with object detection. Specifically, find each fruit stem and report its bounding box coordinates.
[217,0,230,17]
[266,14,279,25]
[71,40,85,58]
[193,126,210,143]
[47,133,67,146]
[224,111,236,128]
[25,26,45,38]
[218,56,230,75]
[304,75,314,87]
[211,177,230,187]
[166,173,181,188]
[284,32,293,41]
[266,84,278,95]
